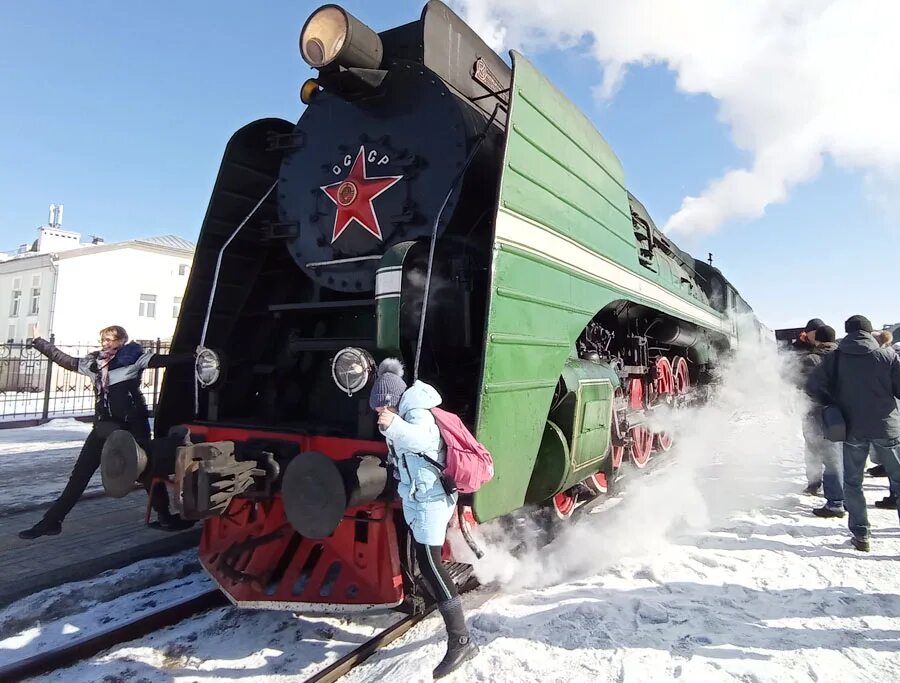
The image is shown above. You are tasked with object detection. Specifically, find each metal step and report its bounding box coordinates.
[444,561,474,588]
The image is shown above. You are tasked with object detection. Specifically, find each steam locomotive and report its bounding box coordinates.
[124,1,765,612]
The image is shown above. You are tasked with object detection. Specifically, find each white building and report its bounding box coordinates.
[1,226,194,345]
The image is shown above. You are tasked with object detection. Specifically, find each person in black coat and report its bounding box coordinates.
[806,315,900,552]
[792,318,830,495]
[792,318,825,354]
[19,325,195,540]
[797,325,843,515]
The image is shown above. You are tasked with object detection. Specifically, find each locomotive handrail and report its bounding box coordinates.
[200,181,278,348]
[196,180,277,413]
[305,255,382,268]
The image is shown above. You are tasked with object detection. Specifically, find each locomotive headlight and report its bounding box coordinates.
[331,347,376,396]
[195,347,221,388]
[300,5,383,70]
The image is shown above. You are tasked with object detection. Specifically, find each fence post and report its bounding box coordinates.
[41,334,54,421]
[152,337,161,412]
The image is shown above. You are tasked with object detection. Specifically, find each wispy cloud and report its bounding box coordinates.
[452,0,900,235]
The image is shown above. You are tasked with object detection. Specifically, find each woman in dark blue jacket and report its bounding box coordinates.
[19,325,194,539]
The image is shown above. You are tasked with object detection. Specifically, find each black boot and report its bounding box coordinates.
[851,536,871,552]
[151,512,196,532]
[874,494,897,509]
[18,518,62,540]
[812,505,845,518]
[867,464,887,477]
[433,595,478,679]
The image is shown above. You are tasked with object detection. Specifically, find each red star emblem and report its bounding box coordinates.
[320,147,402,243]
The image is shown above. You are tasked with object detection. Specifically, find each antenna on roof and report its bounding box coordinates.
[48,204,64,228]
[707,252,714,266]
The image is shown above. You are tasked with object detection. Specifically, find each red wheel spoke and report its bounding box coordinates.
[612,444,624,469]
[586,472,608,495]
[630,425,653,467]
[653,357,675,452]
[552,491,576,519]
[627,376,653,466]
[674,356,690,395]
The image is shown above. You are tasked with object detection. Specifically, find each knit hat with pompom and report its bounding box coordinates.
[369,358,407,410]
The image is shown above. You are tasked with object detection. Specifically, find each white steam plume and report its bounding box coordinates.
[451,337,808,590]
[451,0,900,234]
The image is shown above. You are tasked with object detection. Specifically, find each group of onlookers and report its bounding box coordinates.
[794,316,900,552]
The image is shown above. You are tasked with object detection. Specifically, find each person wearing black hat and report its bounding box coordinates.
[807,315,900,552]
[791,319,830,495]
[798,325,844,512]
[792,318,825,353]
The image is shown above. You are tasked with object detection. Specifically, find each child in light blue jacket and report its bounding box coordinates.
[370,358,478,678]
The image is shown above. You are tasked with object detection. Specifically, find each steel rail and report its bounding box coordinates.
[0,588,226,682]
[305,578,479,683]
[1,576,479,683]
[305,610,429,683]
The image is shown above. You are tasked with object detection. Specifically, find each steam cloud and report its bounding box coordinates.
[451,0,900,234]
[451,337,808,590]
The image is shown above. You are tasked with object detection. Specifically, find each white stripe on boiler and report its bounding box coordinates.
[494,210,732,335]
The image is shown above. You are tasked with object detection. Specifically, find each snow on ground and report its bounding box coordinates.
[2,342,899,681]
[346,469,900,683]
[0,550,203,653]
[0,418,95,514]
[45,605,400,683]
[2,559,400,683]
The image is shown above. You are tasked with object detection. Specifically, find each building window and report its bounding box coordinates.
[29,287,40,315]
[178,264,188,276]
[173,296,182,318]
[139,294,157,318]
[26,322,37,342]
[6,325,15,343]
[9,290,21,317]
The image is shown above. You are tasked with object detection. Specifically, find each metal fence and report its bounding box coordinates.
[0,337,170,423]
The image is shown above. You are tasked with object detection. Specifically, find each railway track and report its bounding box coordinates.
[307,578,479,683]
[0,574,479,683]
[0,588,227,681]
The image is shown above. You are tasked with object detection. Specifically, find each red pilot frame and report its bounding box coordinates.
[185,425,405,612]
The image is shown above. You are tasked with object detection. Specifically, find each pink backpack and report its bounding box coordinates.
[430,407,494,494]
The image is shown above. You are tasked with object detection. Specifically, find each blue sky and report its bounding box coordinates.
[1,1,895,330]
